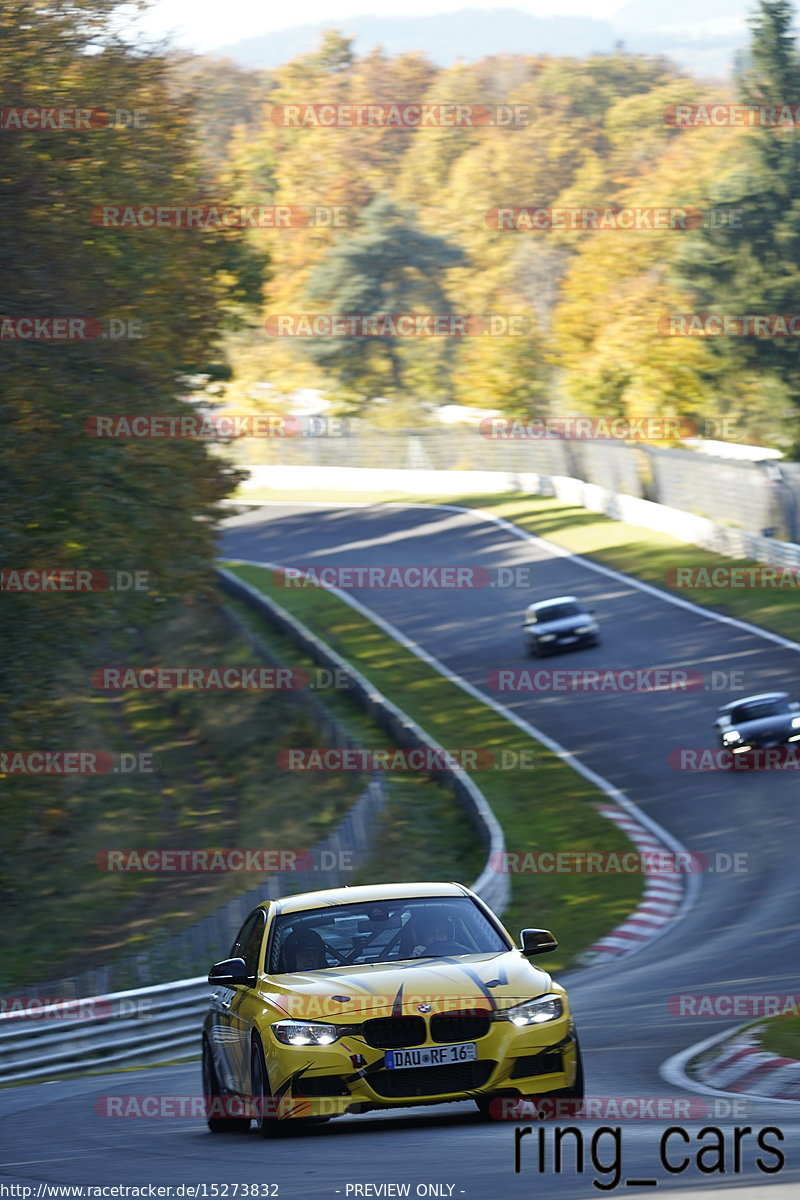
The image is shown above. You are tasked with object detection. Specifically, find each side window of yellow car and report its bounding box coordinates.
[230,908,268,979]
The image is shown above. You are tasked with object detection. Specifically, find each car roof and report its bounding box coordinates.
[718,692,790,714]
[527,595,580,610]
[270,881,470,915]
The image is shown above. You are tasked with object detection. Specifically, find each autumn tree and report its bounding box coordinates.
[0,0,266,745]
[674,0,800,449]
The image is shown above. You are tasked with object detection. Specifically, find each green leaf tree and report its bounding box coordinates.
[300,195,467,409]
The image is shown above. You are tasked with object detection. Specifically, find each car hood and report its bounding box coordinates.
[731,715,796,740]
[260,951,555,1021]
[527,615,590,634]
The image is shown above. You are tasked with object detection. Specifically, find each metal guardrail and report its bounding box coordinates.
[1,569,507,1083]
[0,978,210,1083]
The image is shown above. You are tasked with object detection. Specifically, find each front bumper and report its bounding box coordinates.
[263,1018,580,1119]
[529,632,597,654]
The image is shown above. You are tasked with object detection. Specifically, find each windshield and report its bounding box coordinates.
[267,896,510,973]
[730,699,790,723]
[535,602,581,622]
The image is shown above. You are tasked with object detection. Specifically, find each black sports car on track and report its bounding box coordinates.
[522,596,600,657]
[714,692,800,757]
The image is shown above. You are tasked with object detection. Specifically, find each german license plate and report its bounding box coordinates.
[559,636,578,644]
[385,1042,477,1069]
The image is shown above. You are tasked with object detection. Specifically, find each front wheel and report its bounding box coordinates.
[203,1037,251,1132]
[250,1039,285,1138]
[561,1037,585,1100]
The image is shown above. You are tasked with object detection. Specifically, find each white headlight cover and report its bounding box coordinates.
[575,624,597,634]
[791,716,800,728]
[271,1020,340,1046]
[722,730,742,744]
[496,994,564,1026]
[539,634,557,642]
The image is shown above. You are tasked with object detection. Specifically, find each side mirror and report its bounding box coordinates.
[208,957,254,986]
[520,928,558,956]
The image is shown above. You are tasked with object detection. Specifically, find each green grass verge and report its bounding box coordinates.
[223,562,644,972]
[233,487,800,642]
[756,1014,800,1061]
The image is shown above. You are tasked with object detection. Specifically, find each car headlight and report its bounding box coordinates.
[271,1020,340,1046]
[791,717,800,728]
[722,729,742,744]
[494,994,564,1026]
[538,634,556,642]
[575,624,597,634]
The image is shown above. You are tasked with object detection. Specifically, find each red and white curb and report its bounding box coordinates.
[577,804,686,964]
[662,1023,800,1105]
[692,1026,800,1100]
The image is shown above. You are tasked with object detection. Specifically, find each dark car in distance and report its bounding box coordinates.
[522,596,600,658]
[714,692,800,758]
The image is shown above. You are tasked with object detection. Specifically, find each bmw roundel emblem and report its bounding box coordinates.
[417,1003,432,1013]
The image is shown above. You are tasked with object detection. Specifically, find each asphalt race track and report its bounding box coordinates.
[4,501,800,1199]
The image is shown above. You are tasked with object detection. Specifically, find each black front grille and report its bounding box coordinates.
[430,1013,491,1043]
[362,1016,426,1049]
[510,1050,563,1079]
[369,1060,494,1098]
[292,1075,351,1097]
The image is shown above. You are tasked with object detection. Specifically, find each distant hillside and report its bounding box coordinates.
[213,11,618,69]
[209,5,763,77]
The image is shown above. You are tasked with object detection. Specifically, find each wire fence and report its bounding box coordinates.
[225,426,790,539]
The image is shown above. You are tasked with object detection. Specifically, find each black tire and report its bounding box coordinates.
[474,1094,497,1118]
[561,1037,585,1100]
[250,1038,285,1138]
[203,1037,251,1133]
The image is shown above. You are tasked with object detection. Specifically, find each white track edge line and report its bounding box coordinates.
[233,497,800,652]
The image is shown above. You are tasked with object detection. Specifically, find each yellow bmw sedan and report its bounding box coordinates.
[202,881,583,1136]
